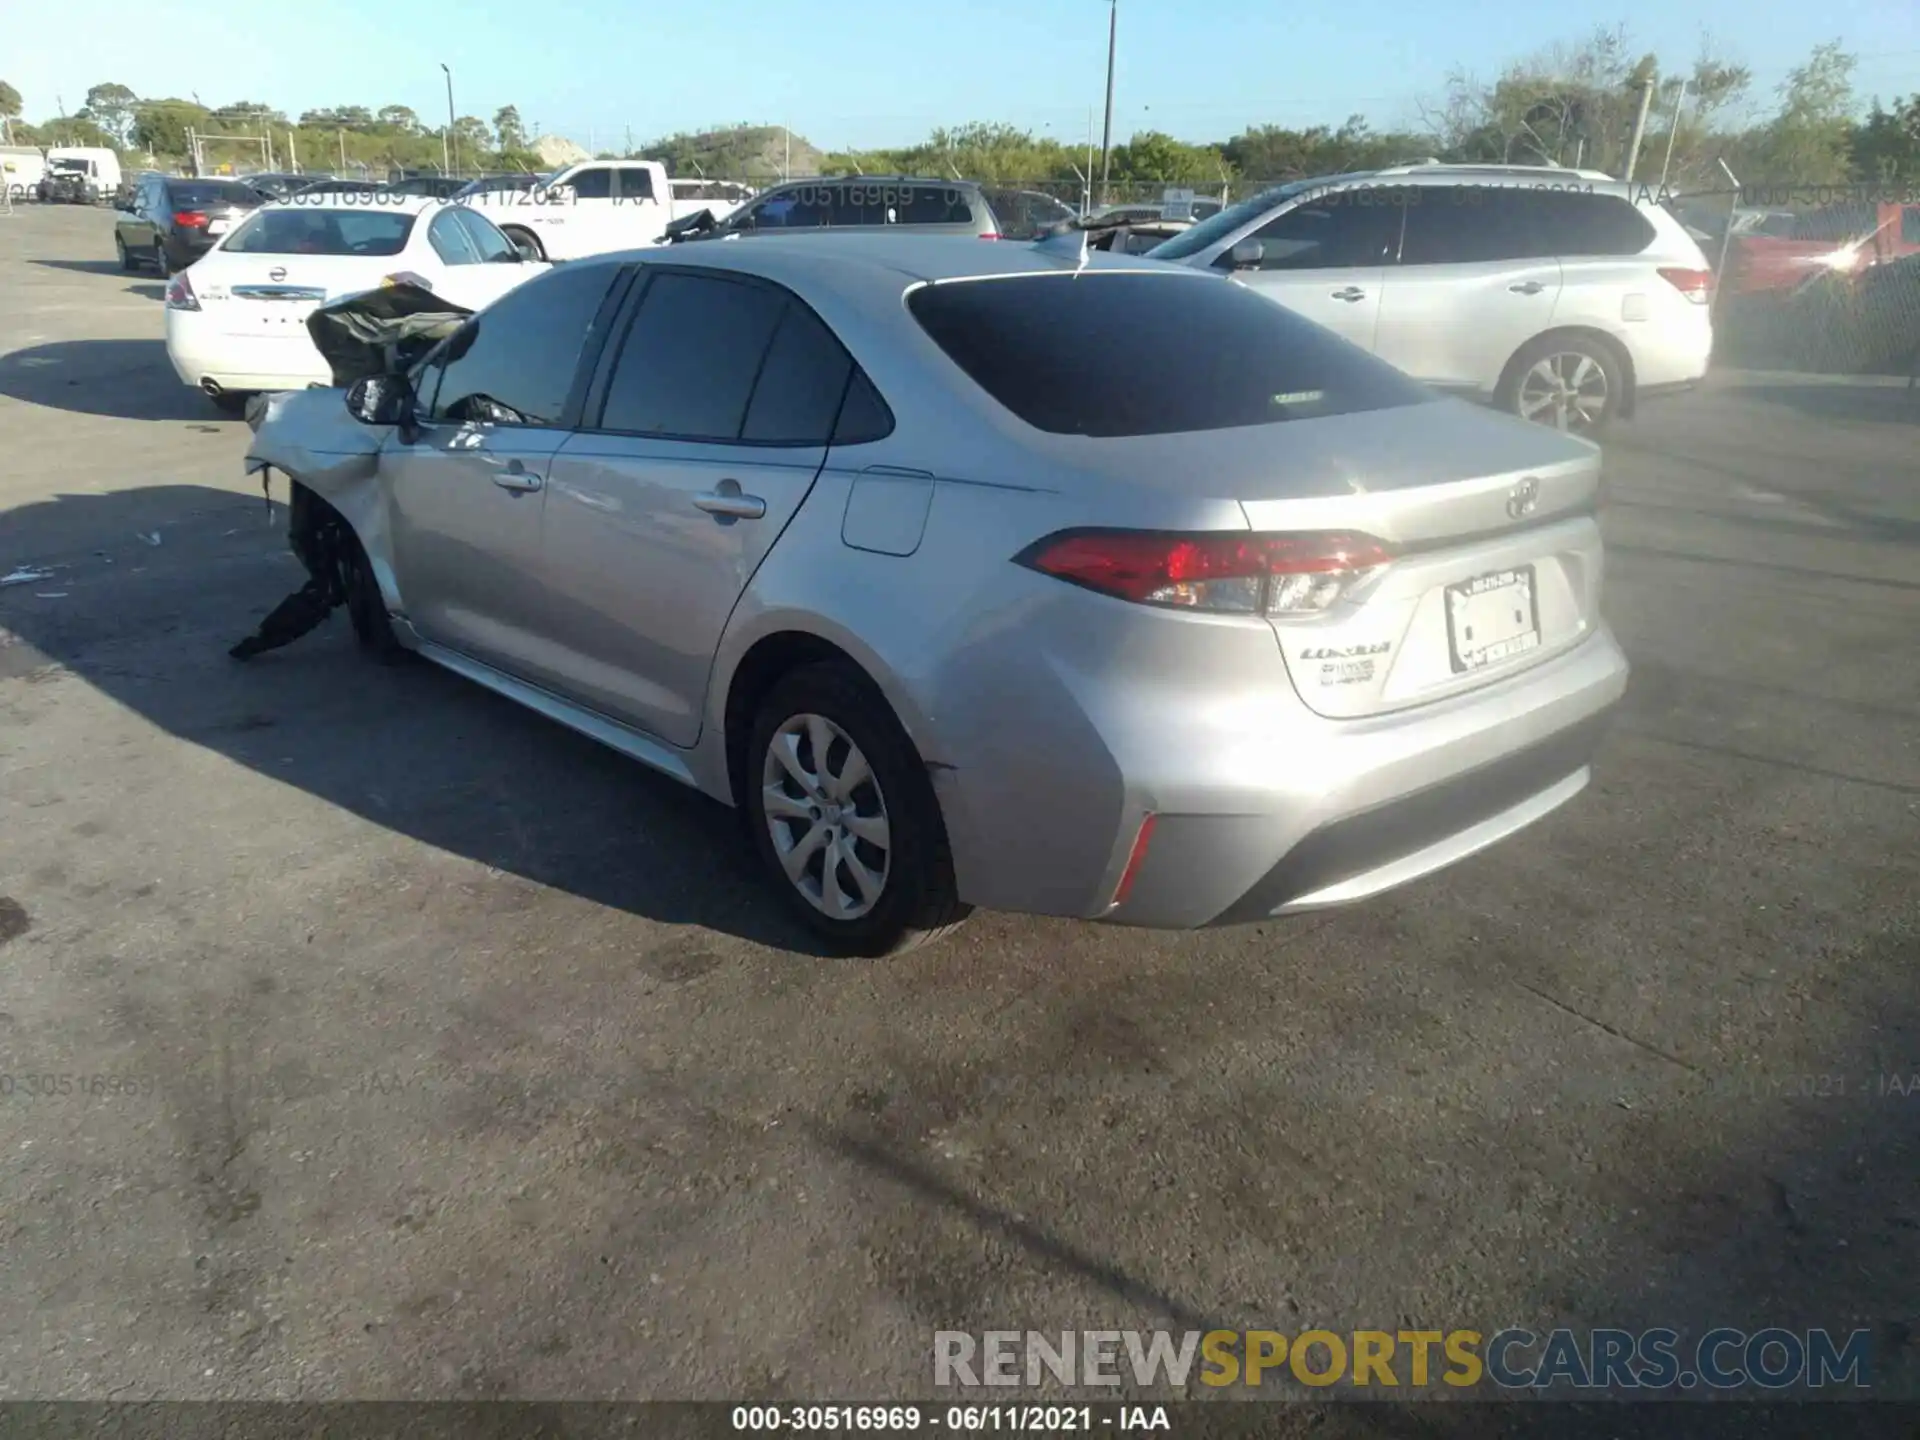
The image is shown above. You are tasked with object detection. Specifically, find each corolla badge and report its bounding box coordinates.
[1506,477,1540,520]
[268,267,287,281]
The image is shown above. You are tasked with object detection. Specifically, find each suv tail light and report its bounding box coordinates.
[164,272,200,311]
[1018,530,1395,616]
[1657,266,1713,304]
[173,210,209,228]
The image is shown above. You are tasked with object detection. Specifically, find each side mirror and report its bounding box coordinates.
[345,374,412,427]
[512,238,540,262]
[1224,238,1265,271]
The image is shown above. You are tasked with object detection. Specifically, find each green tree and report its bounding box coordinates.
[1108,130,1222,184]
[81,82,138,145]
[493,105,527,153]
[1850,95,1920,180]
[376,105,421,134]
[1750,41,1858,183]
[211,100,288,130]
[131,98,209,158]
[1,80,25,121]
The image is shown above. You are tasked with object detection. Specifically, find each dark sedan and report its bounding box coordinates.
[114,176,266,273]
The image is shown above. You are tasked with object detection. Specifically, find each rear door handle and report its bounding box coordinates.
[694,489,767,520]
[1330,286,1366,302]
[492,458,543,493]
[1509,281,1546,295]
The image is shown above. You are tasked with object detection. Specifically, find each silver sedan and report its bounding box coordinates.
[246,233,1629,955]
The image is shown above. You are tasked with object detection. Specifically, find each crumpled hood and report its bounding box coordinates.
[304,281,473,387]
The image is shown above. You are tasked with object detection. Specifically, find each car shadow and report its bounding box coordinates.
[0,339,217,422]
[30,257,129,277]
[0,481,835,955]
[125,282,167,302]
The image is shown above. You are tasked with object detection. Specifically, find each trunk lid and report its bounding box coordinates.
[194,254,394,338]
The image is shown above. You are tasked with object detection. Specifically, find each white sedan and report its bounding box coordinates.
[164,195,549,411]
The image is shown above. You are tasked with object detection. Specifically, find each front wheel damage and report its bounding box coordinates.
[227,478,372,661]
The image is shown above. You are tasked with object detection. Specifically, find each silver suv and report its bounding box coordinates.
[714,177,1077,241]
[1147,163,1715,432]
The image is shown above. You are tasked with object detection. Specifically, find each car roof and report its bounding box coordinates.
[258,193,443,214]
[611,231,1192,295]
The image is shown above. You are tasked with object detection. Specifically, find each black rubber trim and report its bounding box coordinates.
[1210,703,1618,926]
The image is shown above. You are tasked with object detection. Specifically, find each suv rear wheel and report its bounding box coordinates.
[1500,334,1623,433]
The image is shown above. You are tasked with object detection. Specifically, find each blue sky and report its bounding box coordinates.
[9,0,1920,153]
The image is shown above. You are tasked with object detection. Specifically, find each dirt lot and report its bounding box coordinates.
[1,203,1916,1428]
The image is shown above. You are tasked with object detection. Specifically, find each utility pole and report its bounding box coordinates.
[339,129,347,172]
[289,130,299,172]
[626,125,633,157]
[1622,75,1655,183]
[441,64,457,174]
[1098,0,1117,206]
[1658,79,1688,191]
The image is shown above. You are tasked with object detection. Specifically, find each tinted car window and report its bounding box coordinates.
[909,272,1433,437]
[168,181,260,208]
[1525,191,1656,257]
[453,206,518,261]
[1398,187,1541,264]
[1245,193,1402,269]
[566,168,613,200]
[981,188,1075,239]
[426,261,619,426]
[741,303,855,444]
[1904,207,1920,245]
[223,209,414,255]
[615,168,654,201]
[427,209,481,263]
[745,188,833,229]
[598,271,787,439]
[896,185,978,225]
[832,370,894,444]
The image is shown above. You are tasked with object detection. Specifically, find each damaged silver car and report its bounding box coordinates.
[242,236,1625,956]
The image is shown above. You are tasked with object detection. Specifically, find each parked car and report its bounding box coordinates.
[243,172,331,201]
[1088,218,1193,254]
[37,158,98,204]
[243,231,1626,955]
[114,176,266,274]
[290,178,383,199]
[452,172,541,200]
[1147,162,1715,432]
[460,159,677,260]
[707,177,1078,241]
[1724,200,1920,295]
[384,174,469,199]
[44,146,121,201]
[670,177,756,222]
[164,196,548,412]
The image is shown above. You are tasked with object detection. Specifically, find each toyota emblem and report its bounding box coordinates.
[1506,477,1540,520]
[268,267,287,281]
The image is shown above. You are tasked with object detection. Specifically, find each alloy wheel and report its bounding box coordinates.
[761,713,892,921]
[1517,352,1610,432]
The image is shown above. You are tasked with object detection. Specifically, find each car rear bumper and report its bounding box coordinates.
[933,622,1629,929]
[165,312,332,394]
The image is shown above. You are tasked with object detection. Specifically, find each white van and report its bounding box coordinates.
[46,147,123,202]
[0,145,47,201]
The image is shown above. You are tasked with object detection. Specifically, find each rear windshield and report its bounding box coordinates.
[169,182,259,208]
[223,209,415,256]
[909,271,1433,437]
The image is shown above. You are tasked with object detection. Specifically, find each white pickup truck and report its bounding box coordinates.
[460,159,743,260]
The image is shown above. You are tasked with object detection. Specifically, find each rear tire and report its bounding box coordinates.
[115,234,135,272]
[1498,334,1625,434]
[745,662,970,957]
[207,390,251,417]
[154,243,173,276]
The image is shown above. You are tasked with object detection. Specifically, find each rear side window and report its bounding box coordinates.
[909,272,1433,437]
[1398,188,1538,264]
[598,271,788,440]
[741,304,855,444]
[1525,191,1656,256]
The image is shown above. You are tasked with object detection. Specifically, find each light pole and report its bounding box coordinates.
[1097,0,1117,206]
[441,63,457,175]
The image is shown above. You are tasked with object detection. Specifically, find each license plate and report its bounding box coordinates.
[1446,566,1540,673]
[207,218,229,235]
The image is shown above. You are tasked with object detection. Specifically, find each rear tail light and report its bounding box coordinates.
[1657,266,1713,304]
[164,272,199,311]
[1110,814,1158,909]
[1018,530,1395,616]
[173,210,208,228]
